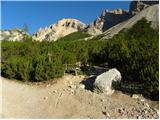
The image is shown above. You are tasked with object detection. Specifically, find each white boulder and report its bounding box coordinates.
[94,68,121,94]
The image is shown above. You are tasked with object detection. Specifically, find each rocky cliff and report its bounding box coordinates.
[129,0,159,15]
[102,4,159,40]
[0,29,28,41]
[85,9,130,35]
[1,0,159,42]
[33,18,86,41]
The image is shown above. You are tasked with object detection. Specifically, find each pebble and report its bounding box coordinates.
[118,107,125,114]
[69,84,77,89]
[52,90,57,93]
[137,115,143,119]
[46,84,50,87]
[102,111,110,117]
[43,96,48,100]
[132,94,139,99]
[79,84,85,89]
[144,103,150,108]
[70,89,75,95]
[140,99,145,102]
[100,98,105,102]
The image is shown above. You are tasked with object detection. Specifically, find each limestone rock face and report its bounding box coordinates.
[0,29,28,41]
[102,4,159,40]
[33,18,86,41]
[85,8,130,35]
[129,0,159,15]
[94,68,121,95]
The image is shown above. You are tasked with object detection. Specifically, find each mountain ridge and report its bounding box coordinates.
[0,0,158,41]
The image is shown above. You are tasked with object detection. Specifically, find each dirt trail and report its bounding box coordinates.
[0,75,159,119]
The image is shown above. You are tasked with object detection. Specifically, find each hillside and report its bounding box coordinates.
[33,18,86,41]
[57,31,91,41]
[101,4,158,39]
[1,1,159,119]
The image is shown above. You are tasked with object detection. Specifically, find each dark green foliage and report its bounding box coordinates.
[106,18,159,99]
[58,31,91,41]
[1,56,32,81]
[1,18,158,99]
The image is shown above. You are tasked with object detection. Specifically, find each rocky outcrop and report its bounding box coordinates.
[0,29,28,41]
[85,9,130,35]
[94,68,121,95]
[33,18,86,41]
[129,0,159,15]
[102,4,159,40]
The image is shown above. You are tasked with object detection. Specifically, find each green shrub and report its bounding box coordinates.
[1,18,158,99]
[2,56,32,81]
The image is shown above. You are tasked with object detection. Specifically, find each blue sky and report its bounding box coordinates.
[1,1,131,34]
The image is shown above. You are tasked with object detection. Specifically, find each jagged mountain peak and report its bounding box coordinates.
[85,8,130,35]
[33,18,86,41]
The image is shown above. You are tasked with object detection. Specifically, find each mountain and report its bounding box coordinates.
[0,29,28,41]
[101,4,159,40]
[57,31,91,41]
[1,0,158,42]
[129,0,159,15]
[84,9,130,35]
[33,18,86,41]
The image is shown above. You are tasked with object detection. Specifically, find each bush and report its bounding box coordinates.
[2,56,32,81]
[1,18,158,99]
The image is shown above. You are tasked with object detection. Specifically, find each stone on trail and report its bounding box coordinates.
[94,68,121,95]
[132,94,139,99]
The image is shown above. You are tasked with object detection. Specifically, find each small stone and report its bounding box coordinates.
[144,110,148,114]
[102,111,110,117]
[118,107,125,114]
[132,94,139,99]
[43,96,48,100]
[144,103,150,108]
[70,89,75,95]
[152,108,159,113]
[52,90,57,93]
[153,114,158,118]
[140,99,145,102]
[137,115,143,119]
[46,84,50,87]
[69,85,76,89]
[79,84,85,89]
[99,98,105,102]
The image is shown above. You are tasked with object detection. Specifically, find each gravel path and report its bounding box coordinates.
[0,75,159,119]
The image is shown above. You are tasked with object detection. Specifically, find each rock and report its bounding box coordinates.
[129,0,159,15]
[102,4,159,40]
[46,84,50,87]
[70,89,75,95]
[132,94,139,99]
[0,29,29,41]
[79,84,85,89]
[118,107,125,114]
[137,115,143,119]
[100,98,105,102]
[33,18,86,41]
[140,98,145,102]
[94,68,121,94]
[144,103,150,108]
[102,111,110,118]
[52,90,57,93]
[43,96,48,100]
[69,84,77,89]
[85,8,129,34]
